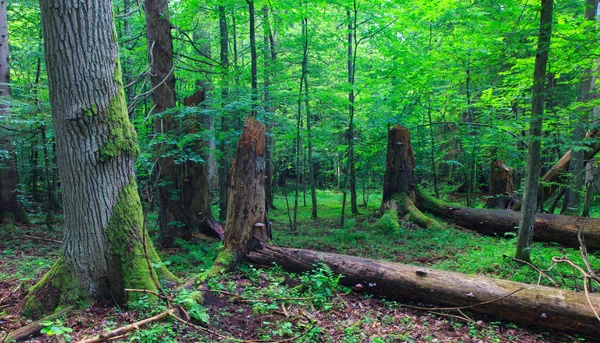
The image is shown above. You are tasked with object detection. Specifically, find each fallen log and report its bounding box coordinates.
[246,244,600,337]
[416,189,600,250]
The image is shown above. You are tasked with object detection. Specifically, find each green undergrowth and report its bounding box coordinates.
[270,189,600,291]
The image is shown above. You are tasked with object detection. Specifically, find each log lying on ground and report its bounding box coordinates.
[416,189,600,250]
[247,244,600,336]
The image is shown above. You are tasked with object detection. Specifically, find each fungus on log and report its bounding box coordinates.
[247,244,600,337]
[374,125,442,230]
[224,117,271,257]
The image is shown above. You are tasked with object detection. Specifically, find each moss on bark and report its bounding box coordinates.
[21,257,84,319]
[98,63,140,161]
[106,177,177,300]
[372,209,401,234]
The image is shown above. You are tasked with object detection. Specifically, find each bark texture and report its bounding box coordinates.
[516,0,553,262]
[145,0,182,247]
[0,0,22,227]
[246,244,600,337]
[25,0,173,318]
[224,117,270,256]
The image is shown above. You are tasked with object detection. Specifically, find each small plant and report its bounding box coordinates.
[40,319,73,342]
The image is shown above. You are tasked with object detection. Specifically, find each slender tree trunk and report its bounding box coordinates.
[304,17,317,218]
[31,135,39,202]
[145,0,183,247]
[247,0,258,118]
[24,0,174,318]
[0,0,22,229]
[218,5,230,221]
[347,6,358,215]
[263,6,276,210]
[515,0,553,262]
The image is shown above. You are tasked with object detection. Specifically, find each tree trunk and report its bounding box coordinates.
[263,6,276,211]
[145,0,185,247]
[247,0,258,118]
[218,5,230,221]
[0,0,23,229]
[303,17,318,219]
[181,90,224,241]
[224,117,270,256]
[246,244,600,337]
[516,0,553,262]
[347,6,358,215]
[24,0,174,318]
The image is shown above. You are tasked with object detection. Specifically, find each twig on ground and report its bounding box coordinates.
[505,254,559,287]
[76,310,172,343]
[23,234,62,244]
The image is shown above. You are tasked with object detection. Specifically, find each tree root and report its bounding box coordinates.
[5,306,73,342]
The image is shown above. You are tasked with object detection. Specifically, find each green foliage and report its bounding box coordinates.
[40,319,73,342]
[128,322,177,343]
[174,289,210,324]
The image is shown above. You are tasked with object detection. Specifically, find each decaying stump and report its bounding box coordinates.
[514,128,600,211]
[224,117,271,256]
[247,244,600,337]
[484,160,517,209]
[374,125,442,230]
[416,189,600,249]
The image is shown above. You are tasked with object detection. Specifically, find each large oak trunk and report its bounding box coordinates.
[417,190,600,249]
[247,244,600,337]
[23,0,174,318]
[224,117,270,255]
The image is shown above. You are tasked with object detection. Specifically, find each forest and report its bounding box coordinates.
[1,0,600,342]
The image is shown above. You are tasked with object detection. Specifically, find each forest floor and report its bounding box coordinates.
[1,190,599,343]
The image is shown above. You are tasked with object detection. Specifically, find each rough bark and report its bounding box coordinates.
[218,5,230,221]
[0,0,22,228]
[145,0,191,246]
[224,117,271,256]
[246,244,600,337]
[181,90,224,241]
[24,0,174,318]
[516,0,553,262]
[416,189,600,250]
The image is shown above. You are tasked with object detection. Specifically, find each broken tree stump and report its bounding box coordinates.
[484,160,517,209]
[246,244,600,337]
[224,117,271,256]
[375,125,442,229]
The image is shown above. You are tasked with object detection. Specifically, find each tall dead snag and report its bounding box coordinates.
[513,128,600,212]
[374,125,442,230]
[484,160,517,209]
[224,117,271,257]
[247,244,600,337]
[416,189,600,250]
